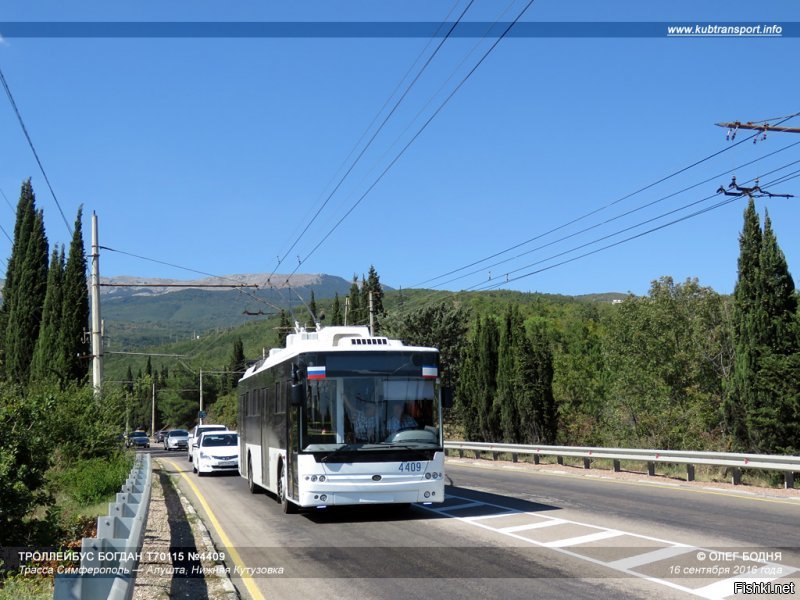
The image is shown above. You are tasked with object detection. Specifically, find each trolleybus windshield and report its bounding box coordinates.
[300,352,441,453]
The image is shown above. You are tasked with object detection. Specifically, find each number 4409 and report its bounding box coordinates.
[399,462,423,472]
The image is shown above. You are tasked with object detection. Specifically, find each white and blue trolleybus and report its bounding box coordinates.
[238,325,445,513]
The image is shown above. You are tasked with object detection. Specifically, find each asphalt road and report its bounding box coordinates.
[143,446,800,600]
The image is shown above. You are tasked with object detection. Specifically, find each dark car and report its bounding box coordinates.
[126,431,150,449]
[155,429,169,443]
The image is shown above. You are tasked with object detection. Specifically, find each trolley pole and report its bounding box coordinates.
[90,212,103,396]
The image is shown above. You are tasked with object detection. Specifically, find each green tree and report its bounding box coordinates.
[726,201,799,453]
[552,306,607,445]
[347,275,362,326]
[331,292,343,326]
[0,180,36,378]
[364,265,386,333]
[227,337,246,390]
[520,323,557,444]
[496,306,522,442]
[457,315,501,441]
[30,246,66,383]
[308,290,318,327]
[605,277,728,449]
[383,300,469,429]
[5,205,49,385]
[60,208,89,384]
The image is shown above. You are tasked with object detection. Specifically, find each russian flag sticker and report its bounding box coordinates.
[422,365,438,379]
[308,366,326,380]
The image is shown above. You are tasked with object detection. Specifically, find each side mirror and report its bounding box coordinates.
[193,443,199,449]
[441,387,454,409]
[290,382,306,408]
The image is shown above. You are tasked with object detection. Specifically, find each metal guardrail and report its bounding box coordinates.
[54,453,152,600]
[444,441,799,488]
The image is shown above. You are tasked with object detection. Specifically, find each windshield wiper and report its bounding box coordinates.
[319,444,360,462]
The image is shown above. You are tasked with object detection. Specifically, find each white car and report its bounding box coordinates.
[187,424,227,462]
[193,431,239,476]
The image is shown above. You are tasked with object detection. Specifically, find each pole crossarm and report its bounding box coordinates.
[716,121,800,135]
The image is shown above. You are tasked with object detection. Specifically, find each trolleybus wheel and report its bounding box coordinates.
[247,455,259,494]
[278,464,296,514]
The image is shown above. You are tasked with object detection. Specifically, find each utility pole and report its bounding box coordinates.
[344,296,350,326]
[151,382,156,437]
[369,292,374,335]
[199,369,204,425]
[90,212,103,395]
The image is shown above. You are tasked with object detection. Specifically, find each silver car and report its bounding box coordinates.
[164,429,189,451]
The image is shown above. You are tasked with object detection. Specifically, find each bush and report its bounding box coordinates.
[50,451,133,506]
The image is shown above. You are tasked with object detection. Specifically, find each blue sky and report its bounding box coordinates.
[1,1,798,297]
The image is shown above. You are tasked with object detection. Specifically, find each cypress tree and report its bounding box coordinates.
[331,293,343,326]
[747,211,798,453]
[0,180,37,377]
[5,206,49,384]
[726,198,762,448]
[455,317,482,440]
[497,306,522,443]
[228,337,245,388]
[472,315,500,441]
[30,246,65,383]
[756,211,797,354]
[364,265,386,334]
[308,291,318,327]
[521,324,557,444]
[60,208,89,384]
[727,200,799,453]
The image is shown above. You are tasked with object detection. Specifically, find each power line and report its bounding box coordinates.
[264,0,477,288]
[409,113,800,290]
[431,148,800,290]
[468,169,800,293]
[0,65,73,235]
[285,0,537,282]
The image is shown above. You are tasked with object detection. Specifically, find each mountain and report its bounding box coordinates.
[99,273,355,349]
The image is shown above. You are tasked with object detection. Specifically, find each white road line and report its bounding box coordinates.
[462,511,521,521]
[543,529,624,548]
[606,545,694,570]
[498,519,567,534]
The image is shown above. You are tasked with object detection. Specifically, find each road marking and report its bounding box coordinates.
[161,459,265,600]
[421,492,798,600]
[498,519,566,534]
[606,545,693,570]
[543,529,623,548]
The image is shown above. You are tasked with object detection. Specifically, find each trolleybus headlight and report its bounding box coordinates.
[318,475,326,482]
[320,494,328,502]
[424,491,431,498]
[425,473,432,480]
[311,475,318,482]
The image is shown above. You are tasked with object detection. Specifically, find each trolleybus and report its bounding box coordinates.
[238,325,445,513]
